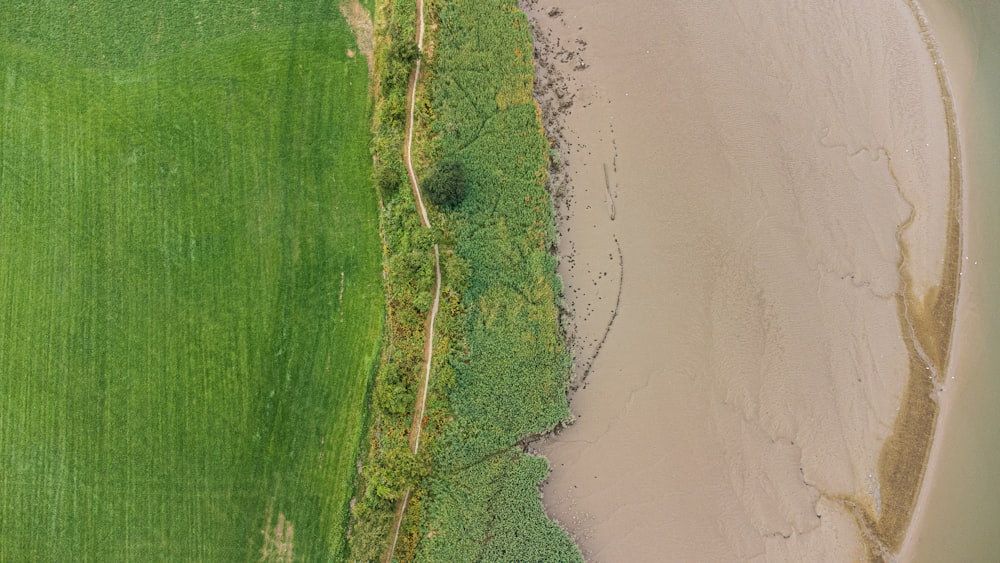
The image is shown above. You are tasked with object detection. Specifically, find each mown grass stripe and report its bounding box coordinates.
[1,3,381,560]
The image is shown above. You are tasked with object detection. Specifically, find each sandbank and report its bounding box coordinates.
[526,0,962,560]
[899,1,1000,560]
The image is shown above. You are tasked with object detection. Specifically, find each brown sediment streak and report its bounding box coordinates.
[840,1,964,560]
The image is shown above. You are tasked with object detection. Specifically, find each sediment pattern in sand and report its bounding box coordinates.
[527,0,960,560]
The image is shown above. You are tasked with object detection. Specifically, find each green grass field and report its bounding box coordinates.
[0,2,381,560]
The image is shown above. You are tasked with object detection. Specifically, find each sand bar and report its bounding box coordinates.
[900,1,1000,560]
[526,0,961,560]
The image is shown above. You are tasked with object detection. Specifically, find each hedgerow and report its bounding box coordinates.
[347,0,444,560]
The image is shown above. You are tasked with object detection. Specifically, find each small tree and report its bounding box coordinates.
[423,159,467,210]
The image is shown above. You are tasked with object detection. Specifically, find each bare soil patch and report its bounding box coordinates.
[340,0,373,74]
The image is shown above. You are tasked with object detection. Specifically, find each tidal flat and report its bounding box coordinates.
[527,0,967,560]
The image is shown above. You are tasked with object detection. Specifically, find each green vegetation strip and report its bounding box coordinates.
[417,1,579,560]
[0,2,381,560]
[349,0,582,560]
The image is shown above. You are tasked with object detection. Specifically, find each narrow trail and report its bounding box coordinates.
[383,0,438,560]
[405,0,430,230]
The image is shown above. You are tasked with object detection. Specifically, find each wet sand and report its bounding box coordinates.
[526,1,961,560]
[900,1,1000,561]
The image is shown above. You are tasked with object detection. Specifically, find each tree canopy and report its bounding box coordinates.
[423,158,467,210]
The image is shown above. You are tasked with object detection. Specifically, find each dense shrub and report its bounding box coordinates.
[375,160,404,199]
[380,33,418,95]
[347,1,432,560]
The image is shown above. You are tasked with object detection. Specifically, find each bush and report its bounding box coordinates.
[423,159,466,209]
[381,34,419,94]
[375,161,403,199]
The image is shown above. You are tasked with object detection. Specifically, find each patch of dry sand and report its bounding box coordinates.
[525,0,959,560]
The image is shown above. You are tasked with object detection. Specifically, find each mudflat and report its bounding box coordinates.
[527,0,961,560]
